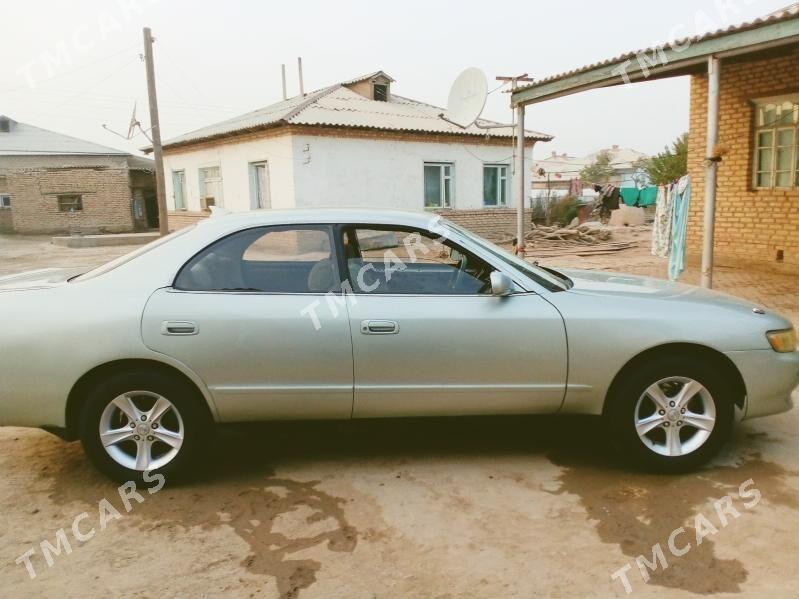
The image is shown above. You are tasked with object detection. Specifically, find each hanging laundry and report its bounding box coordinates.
[597,184,620,220]
[620,187,640,206]
[650,185,672,258]
[638,186,659,207]
[668,175,691,281]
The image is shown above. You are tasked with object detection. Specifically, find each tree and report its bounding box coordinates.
[579,150,614,185]
[638,133,688,185]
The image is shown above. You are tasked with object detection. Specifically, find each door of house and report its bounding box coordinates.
[251,162,270,209]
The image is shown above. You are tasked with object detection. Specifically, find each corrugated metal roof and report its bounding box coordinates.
[159,72,552,150]
[514,4,799,94]
[0,116,130,156]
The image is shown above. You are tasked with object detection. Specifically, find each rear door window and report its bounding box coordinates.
[175,225,339,293]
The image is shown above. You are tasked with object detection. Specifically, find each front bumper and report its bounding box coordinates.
[725,349,799,420]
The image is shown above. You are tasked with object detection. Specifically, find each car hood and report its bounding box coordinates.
[0,267,87,292]
[559,268,769,313]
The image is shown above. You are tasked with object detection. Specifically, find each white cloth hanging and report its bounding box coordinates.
[650,185,673,258]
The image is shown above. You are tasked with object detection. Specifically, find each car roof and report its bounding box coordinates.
[196,207,446,232]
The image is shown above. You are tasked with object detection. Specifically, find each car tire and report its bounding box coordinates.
[79,369,211,483]
[605,356,735,473]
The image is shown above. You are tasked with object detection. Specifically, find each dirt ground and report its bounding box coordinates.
[1,231,798,599]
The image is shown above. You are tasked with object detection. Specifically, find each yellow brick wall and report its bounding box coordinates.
[687,47,799,267]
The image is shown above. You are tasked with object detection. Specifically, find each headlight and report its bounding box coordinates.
[767,328,797,353]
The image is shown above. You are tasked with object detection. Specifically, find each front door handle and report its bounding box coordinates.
[161,321,199,336]
[360,320,399,335]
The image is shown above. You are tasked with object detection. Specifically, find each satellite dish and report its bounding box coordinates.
[443,67,488,128]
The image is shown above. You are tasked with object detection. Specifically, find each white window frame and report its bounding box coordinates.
[752,95,799,190]
[198,165,223,209]
[483,163,509,207]
[423,162,454,209]
[172,170,187,211]
[0,194,10,208]
[248,161,271,210]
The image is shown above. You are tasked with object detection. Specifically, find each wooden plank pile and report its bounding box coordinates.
[499,222,639,257]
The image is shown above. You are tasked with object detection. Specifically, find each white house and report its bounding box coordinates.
[151,71,552,231]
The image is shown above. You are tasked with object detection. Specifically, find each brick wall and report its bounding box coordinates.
[687,46,799,267]
[0,155,140,234]
[438,208,534,240]
[168,207,531,241]
[0,208,12,232]
[168,210,209,230]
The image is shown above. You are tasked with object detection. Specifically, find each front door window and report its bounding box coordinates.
[344,226,493,295]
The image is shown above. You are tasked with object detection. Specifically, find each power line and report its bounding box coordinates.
[0,43,141,93]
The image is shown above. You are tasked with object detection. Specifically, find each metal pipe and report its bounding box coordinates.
[701,56,721,289]
[515,103,526,255]
[281,64,287,100]
[298,57,305,96]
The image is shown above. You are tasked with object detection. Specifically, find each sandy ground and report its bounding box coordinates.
[1,231,798,598]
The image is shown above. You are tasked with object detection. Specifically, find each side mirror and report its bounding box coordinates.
[490,271,513,296]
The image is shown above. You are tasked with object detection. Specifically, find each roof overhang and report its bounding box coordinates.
[512,14,799,107]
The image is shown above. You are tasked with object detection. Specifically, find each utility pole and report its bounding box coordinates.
[143,27,169,236]
[497,74,534,255]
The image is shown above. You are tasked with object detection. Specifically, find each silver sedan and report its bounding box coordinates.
[1,208,797,480]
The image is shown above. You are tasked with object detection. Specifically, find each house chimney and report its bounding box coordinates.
[551,151,557,157]
[0,116,10,133]
[612,144,619,150]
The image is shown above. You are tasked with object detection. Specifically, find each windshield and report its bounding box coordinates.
[442,220,570,292]
[72,226,196,282]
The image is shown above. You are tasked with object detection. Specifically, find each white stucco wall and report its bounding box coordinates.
[163,134,295,212]
[163,131,534,213]
[292,134,532,211]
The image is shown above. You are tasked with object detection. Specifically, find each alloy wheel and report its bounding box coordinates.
[98,390,185,471]
[633,376,716,457]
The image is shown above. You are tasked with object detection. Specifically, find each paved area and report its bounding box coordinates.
[0,231,798,598]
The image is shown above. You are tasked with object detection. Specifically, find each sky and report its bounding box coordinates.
[1,0,792,162]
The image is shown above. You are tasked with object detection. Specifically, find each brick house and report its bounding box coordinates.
[146,71,551,238]
[0,115,157,234]
[510,4,799,278]
[686,37,799,268]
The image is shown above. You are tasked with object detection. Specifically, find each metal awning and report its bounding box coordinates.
[511,10,799,107]
[508,7,799,289]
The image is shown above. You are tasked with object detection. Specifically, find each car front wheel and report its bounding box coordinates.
[606,357,735,472]
[79,370,210,482]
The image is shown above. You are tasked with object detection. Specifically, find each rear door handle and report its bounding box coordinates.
[360,320,399,335]
[161,321,199,336]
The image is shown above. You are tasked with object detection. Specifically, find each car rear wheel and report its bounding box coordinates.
[606,357,735,472]
[79,370,210,482]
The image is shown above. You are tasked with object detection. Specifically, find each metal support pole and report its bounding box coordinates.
[701,56,721,289]
[142,27,169,236]
[515,103,526,255]
[281,64,287,100]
